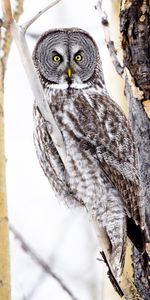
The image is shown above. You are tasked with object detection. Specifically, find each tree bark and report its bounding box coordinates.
[120,1,150,299]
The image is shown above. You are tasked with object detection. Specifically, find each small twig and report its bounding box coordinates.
[95,0,124,77]
[26,31,39,40]
[26,218,71,299]
[10,224,80,300]
[22,0,62,33]
[96,257,104,262]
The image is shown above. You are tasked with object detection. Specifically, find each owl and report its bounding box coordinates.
[32,28,147,286]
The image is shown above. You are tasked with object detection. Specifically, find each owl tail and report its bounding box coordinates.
[100,251,124,298]
[100,247,148,300]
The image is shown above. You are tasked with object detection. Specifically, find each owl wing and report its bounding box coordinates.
[74,92,146,250]
[94,95,145,228]
[96,144,142,224]
[33,105,83,209]
[95,138,146,252]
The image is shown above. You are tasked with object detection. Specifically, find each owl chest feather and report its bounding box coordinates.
[48,87,106,140]
[42,87,142,222]
[45,91,102,198]
[46,88,119,206]
[47,87,132,158]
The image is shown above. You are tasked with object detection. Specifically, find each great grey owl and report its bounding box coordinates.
[32,28,147,285]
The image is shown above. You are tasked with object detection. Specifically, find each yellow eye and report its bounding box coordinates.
[53,55,61,62]
[74,54,82,61]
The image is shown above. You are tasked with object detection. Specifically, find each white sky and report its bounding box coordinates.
[3,1,116,299]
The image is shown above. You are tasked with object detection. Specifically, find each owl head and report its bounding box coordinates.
[32,28,103,89]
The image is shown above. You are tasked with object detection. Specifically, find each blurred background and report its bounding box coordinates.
[3,0,125,299]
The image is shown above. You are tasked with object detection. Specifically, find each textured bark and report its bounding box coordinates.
[120,1,150,299]
[0,1,24,299]
[120,1,150,203]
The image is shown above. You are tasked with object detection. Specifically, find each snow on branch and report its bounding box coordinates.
[1,0,67,168]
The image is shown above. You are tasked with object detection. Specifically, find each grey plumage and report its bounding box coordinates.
[32,28,146,282]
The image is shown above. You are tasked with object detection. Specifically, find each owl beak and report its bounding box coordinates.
[67,67,72,79]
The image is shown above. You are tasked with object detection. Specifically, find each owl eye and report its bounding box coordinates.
[52,55,61,62]
[74,54,82,62]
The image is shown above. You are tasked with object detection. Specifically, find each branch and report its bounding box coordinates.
[1,0,13,24]
[22,0,62,33]
[0,2,25,299]
[1,0,24,66]
[2,0,67,169]
[95,0,124,77]
[10,224,80,300]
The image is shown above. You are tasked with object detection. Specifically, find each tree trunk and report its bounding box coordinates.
[120,1,150,299]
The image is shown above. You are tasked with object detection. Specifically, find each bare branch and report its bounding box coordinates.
[22,0,62,33]
[1,0,24,66]
[95,0,124,77]
[10,224,80,300]
[0,2,24,299]
[1,0,67,169]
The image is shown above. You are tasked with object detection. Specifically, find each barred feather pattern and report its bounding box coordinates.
[33,85,145,281]
[33,28,146,283]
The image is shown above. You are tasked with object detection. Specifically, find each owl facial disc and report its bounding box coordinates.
[33,28,99,89]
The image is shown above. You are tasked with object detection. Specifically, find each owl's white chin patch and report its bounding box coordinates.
[50,82,68,90]
[70,75,89,89]
[50,81,89,90]
[70,82,89,89]
[50,75,89,90]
